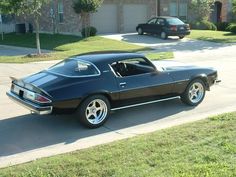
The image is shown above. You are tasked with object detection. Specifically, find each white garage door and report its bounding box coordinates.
[123,4,148,32]
[91,4,118,34]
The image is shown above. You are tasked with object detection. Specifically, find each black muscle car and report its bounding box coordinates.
[7,53,219,128]
[136,16,190,39]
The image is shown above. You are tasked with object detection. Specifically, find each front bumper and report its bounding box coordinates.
[7,91,52,115]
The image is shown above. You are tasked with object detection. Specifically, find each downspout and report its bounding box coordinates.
[156,0,161,16]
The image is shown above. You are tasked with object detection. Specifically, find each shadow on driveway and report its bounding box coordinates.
[0,99,194,157]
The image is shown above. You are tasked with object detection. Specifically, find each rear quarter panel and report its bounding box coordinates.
[47,70,119,110]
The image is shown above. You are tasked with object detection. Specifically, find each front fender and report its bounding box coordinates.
[190,74,210,91]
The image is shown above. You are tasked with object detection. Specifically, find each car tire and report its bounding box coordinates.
[160,31,168,40]
[179,35,185,39]
[77,95,110,128]
[181,79,206,106]
[137,27,144,35]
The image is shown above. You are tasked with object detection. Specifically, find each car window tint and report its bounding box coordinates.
[111,58,156,77]
[147,18,157,24]
[156,19,165,25]
[166,18,185,25]
[48,59,100,77]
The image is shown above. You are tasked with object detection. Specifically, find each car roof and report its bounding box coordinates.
[153,16,178,19]
[70,53,146,64]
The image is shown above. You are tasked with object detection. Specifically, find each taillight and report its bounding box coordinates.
[35,94,51,103]
[24,90,51,104]
[170,25,177,31]
[186,24,190,30]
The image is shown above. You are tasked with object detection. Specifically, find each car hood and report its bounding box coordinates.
[152,60,199,71]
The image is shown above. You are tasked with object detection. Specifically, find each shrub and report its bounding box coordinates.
[216,22,230,31]
[226,23,236,34]
[81,26,97,37]
[190,20,217,31]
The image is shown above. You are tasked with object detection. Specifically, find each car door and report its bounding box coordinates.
[155,18,165,34]
[143,18,158,33]
[110,57,174,101]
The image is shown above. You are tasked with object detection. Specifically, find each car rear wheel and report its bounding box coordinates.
[77,95,110,128]
[179,35,185,39]
[160,31,168,40]
[181,79,206,106]
[137,27,144,35]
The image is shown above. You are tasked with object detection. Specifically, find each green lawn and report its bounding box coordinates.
[189,30,236,43]
[0,33,173,63]
[1,112,236,177]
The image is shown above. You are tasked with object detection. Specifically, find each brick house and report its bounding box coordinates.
[22,0,233,34]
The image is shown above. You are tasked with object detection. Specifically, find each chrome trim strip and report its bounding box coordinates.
[115,79,189,92]
[111,96,180,111]
[7,91,52,115]
[47,59,101,78]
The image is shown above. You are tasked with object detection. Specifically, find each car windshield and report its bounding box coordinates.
[166,18,185,25]
[47,59,100,77]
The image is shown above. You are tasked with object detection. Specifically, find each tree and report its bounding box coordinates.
[0,0,49,55]
[232,0,236,17]
[189,0,215,21]
[73,0,103,37]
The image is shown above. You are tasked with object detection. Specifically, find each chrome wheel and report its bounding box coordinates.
[188,82,204,104]
[138,28,143,35]
[161,32,167,39]
[85,99,108,125]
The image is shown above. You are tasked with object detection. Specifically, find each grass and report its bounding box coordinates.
[1,112,236,177]
[0,33,173,63]
[146,52,174,60]
[189,30,236,43]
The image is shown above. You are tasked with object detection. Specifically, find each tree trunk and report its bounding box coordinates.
[35,16,41,55]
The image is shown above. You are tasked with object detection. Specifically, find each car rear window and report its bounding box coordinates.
[166,18,185,25]
[47,59,100,77]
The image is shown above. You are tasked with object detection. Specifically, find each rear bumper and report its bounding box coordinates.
[6,91,52,115]
[167,31,191,36]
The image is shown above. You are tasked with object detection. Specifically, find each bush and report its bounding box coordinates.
[81,26,97,37]
[216,22,230,31]
[190,20,217,31]
[226,23,236,34]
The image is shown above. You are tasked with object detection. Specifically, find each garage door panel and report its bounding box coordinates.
[91,4,118,34]
[124,4,148,32]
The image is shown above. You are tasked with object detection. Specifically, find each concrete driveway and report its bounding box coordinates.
[102,33,236,61]
[0,36,236,168]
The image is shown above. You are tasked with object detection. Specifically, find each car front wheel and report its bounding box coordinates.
[181,79,206,106]
[137,27,144,35]
[179,35,185,39]
[77,95,110,128]
[160,31,168,40]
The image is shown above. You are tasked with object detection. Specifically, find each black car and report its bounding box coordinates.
[136,16,191,39]
[7,53,219,128]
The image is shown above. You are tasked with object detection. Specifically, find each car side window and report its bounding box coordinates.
[156,19,165,26]
[111,58,156,78]
[147,18,157,24]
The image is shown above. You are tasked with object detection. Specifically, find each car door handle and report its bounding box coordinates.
[119,82,127,87]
